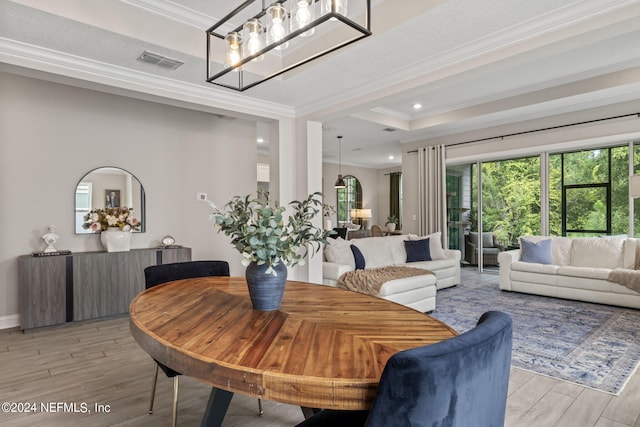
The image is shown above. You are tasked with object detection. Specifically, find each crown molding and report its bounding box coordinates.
[0,37,295,119]
[120,0,212,29]
[297,0,640,119]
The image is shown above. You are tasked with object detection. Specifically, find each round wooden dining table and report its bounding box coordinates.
[130,277,457,426]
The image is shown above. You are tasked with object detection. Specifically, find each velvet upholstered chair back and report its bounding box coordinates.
[142,260,232,427]
[366,310,513,427]
[144,260,230,289]
[295,311,513,427]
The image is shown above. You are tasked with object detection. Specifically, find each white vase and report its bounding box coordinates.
[100,228,132,252]
[325,219,332,230]
[386,223,396,232]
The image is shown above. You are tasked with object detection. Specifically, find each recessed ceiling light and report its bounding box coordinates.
[388,155,395,160]
[413,103,422,110]
[257,138,264,143]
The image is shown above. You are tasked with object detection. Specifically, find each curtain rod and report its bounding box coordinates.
[406,112,640,153]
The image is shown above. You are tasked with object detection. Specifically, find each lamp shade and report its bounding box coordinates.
[359,209,372,218]
[631,175,640,197]
[334,174,346,188]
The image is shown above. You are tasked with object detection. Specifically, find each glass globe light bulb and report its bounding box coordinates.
[225,32,242,69]
[243,19,264,61]
[293,0,315,37]
[267,4,289,50]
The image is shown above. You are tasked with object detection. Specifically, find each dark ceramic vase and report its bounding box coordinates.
[245,261,287,311]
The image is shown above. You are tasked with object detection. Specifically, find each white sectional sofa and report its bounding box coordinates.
[498,235,640,309]
[322,233,461,312]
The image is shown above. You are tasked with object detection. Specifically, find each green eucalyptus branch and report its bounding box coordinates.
[209,190,331,275]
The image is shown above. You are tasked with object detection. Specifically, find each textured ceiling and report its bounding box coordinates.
[2,0,640,168]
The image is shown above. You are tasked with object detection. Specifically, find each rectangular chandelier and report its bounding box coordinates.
[206,0,371,91]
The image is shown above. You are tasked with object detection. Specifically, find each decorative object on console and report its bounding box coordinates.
[42,224,59,253]
[83,207,141,253]
[82,207,141,232]
[208,190,331,310]
[100,228,132,252]
[35,224,70,256]
[159,235,183,249]
[205,1,372,91]
[386,214,398,232]
[323,203,336,230]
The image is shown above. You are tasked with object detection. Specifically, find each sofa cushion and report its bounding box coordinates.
[404,238,431,262]
[521,236,572,265]
[385,235,411,265]
[351,237,395,269]
[324,237,355,269]
[401,258,456,271]
[623,238,639,269]
[551,237,573,266]
[569,237,624,269]
[350,245,366,270]
[556,266,611,280]
[408,231,447,260]
[520,238,552,264]
[511,261,559,275]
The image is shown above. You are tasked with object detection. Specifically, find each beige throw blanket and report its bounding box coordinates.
[607,239,640,293]
[607,269,640,293]
[337,266,433,297]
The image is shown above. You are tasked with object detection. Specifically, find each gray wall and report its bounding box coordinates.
[0,72,259,326]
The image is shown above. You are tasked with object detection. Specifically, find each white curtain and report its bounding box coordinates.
[417,145,448,246]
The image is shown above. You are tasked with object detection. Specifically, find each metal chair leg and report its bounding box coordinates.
[172,376,179,427]
[149,363,159,414]
[258,398,263,416]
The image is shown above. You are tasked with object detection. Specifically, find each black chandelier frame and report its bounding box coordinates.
[206,0,371,91]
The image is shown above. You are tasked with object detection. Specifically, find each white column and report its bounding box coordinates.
[306,121,323,284]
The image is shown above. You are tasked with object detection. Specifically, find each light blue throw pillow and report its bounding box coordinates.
[520,238,552,264]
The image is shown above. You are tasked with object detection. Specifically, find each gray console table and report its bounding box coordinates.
[18,247,191,330]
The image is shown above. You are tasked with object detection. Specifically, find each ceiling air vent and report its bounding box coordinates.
[137,50,184,70]
[382,127,397,132]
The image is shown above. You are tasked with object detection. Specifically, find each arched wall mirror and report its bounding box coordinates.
[75,167,146,234]
[337,175,362,225]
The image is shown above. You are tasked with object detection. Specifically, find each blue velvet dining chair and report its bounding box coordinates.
[143,260,263,427]
[295,311,513,427]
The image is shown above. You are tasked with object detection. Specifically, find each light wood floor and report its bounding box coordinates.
[1,274,638,426]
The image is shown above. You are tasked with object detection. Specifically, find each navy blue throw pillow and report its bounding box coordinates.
[350,245,366,270]
[404,238,431,263]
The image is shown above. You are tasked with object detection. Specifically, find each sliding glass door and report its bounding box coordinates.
[448,141,640,272]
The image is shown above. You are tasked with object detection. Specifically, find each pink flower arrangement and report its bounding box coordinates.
[83,207,141,232]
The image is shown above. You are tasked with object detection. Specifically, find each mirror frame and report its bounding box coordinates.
[74,166,146,234]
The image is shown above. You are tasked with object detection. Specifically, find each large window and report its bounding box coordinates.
[470,156,541,247]
[549,147,629,236]
[448,141,640,272]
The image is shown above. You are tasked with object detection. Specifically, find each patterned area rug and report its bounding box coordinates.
[430,271,640,395]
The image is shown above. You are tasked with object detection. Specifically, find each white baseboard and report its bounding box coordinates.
[0,314,21,330]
